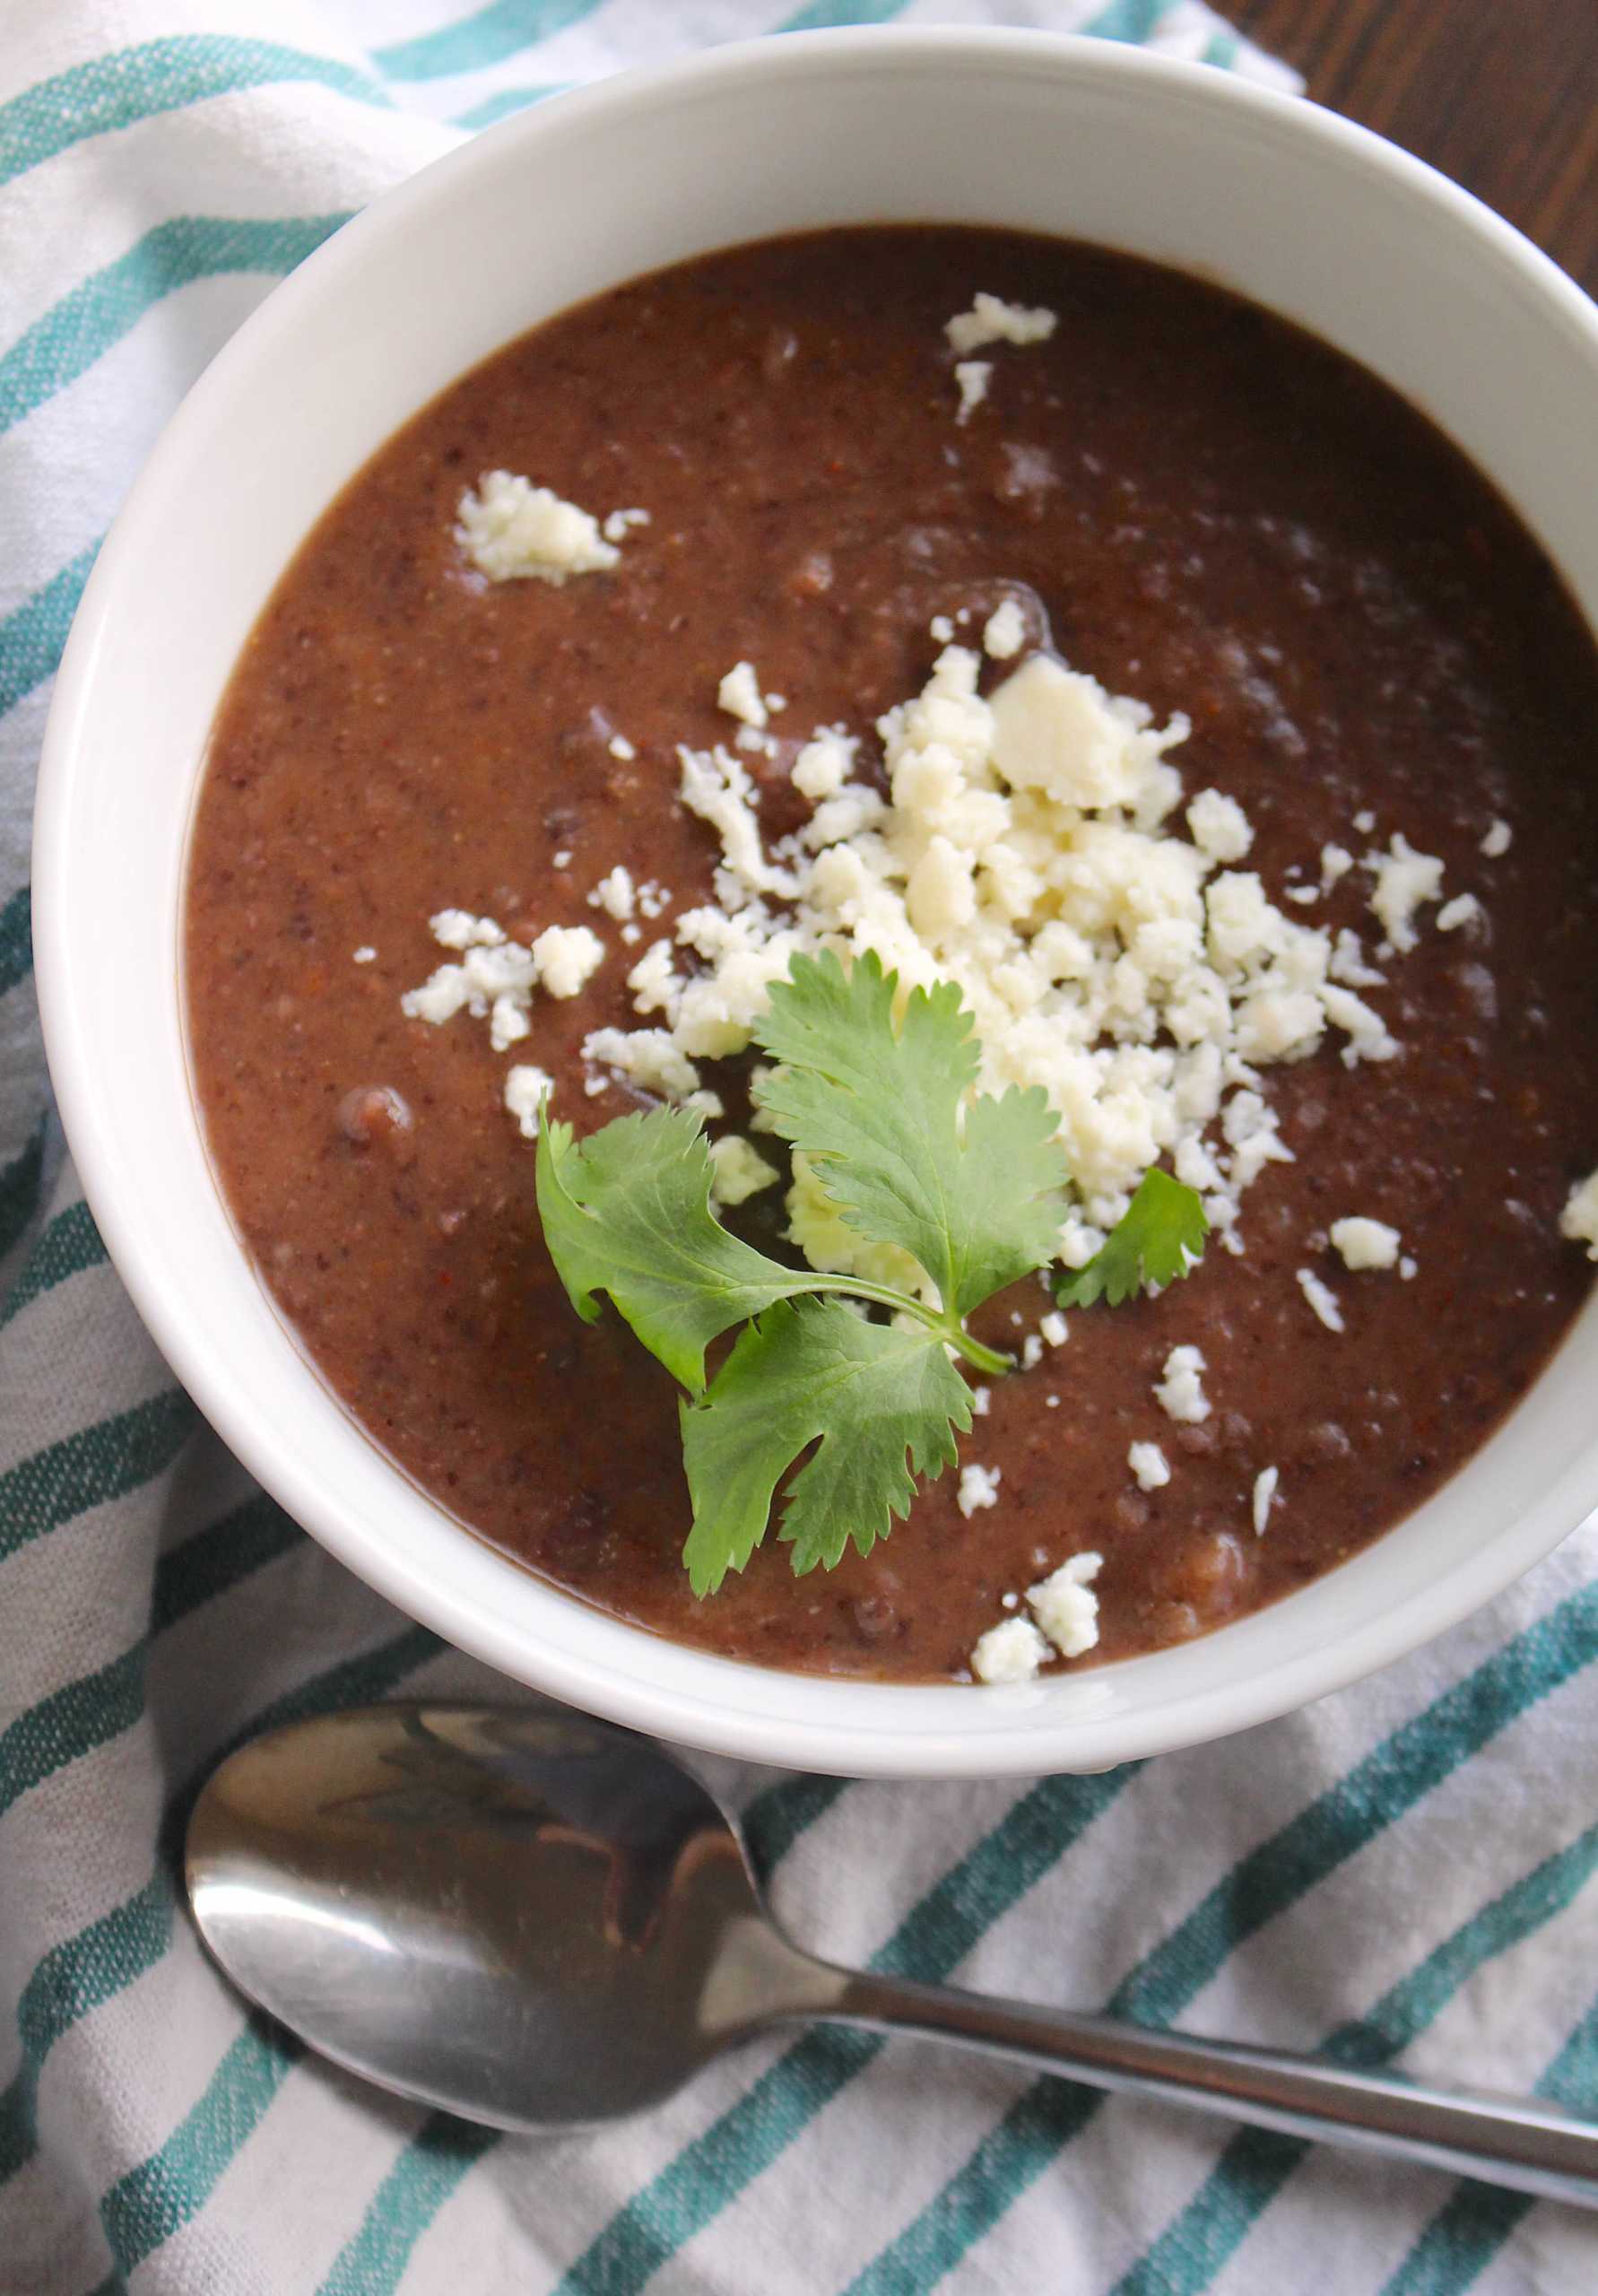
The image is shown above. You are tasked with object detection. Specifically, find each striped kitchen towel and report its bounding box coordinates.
[4,4,1597,2293]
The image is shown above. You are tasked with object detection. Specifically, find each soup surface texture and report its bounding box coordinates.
[185,227,1598,1682]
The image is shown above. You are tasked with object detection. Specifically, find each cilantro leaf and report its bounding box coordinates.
[534,1107,814,1394]
[680,1297,973,1594]
[1053,1168,1209,1309]
[751,950,1070,1319]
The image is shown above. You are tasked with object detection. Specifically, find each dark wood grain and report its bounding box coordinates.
[1230,0,1598,292]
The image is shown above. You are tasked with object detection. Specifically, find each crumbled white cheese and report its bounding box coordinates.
[1399,1255,1418,1281]
[971,1615,1048,1683]
[1186,790,1254,864]
[1296,1267,1346,1332]
[990,652,1187,809]
[551,849,572,871]
[402,934,538,1030]
[590,866,636,922]
[401,968,469,1026]
[1329,1215,1401,1271]
[583,1025,699,1104]
[957,1463,1003,1518]
[929,614,954,645]
[791,732,854,803]
[954,360,992,423]
[608,735,636,761]
[602,506,650,544]
[1560,1168,1598,1261]
[1320,844,1353,889]
[1038,1310,1068,1348]
[1436,893,1481,934]
[982,597,1026,661]
[1027,1551,1103,1657]
[1128,1440,1170,1492]
[430,908,504,951]
[717,662,769,730]
[352,945,376,964]
[1020,1334,1043,1370]
[945,293,1058,355]
[1368,832,1445,953]
[490,996,530,1052]
[1481,819,1513,858]
[503,1065,554,1140]
[1320,984,1398,1066]
[456,471,621,585]
[626,939,682,1017]
[1155,1344,1210,1424]
[708,1134,780,1207]
[1328,930,1385,989]
[531,638,1436,1282]
[532,925,605,999]
[1252,1465,1279,1535]
[971,1385,991,1417]
[1353,809,1377,835]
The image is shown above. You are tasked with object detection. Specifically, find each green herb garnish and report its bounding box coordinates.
[534,949,1206,1595]
[1053,1167,1211,1309]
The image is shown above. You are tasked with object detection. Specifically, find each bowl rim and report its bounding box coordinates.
[33,24,1598,1778]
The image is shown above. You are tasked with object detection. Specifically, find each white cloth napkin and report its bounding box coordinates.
[3,5,1596,2292]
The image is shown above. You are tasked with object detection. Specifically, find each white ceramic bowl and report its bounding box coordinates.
[34,30,1598,1777]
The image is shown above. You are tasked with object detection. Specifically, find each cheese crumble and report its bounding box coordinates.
[983,598,1026,660]
[1027,1551,1102,1657]
[456,471,621,585]
[717,661,769,729]
[504,1064,554,1140]
[1561,1169,1598,1261]
[1436,892,1481,935]
[1128,1440,1171,1492]
[532,925,605,999]
[1296,1267,1346,1332]
[708,1134,780,1206]
[1155,1344,1210,1424]
[1252,1465,1279,1535]
[590,866,636,922]
[945,293,1058,355]
[954,361,992,422]
[1368,832,1445,953]
[1329,1216,1401,1271]
[957,1463,1003,1518]
[1186,790,1254,864]
[970,1614,1049,1683]
[1481,819,1513,858]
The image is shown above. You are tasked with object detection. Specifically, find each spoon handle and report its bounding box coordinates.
[821,1970,1598,2210]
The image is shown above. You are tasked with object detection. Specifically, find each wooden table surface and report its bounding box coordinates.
[1230,0,1598,292]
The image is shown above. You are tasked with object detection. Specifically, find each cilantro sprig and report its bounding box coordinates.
[1053,1168,1210,1309]
[534,950,1207,1596]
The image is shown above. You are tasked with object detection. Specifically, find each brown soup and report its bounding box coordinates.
[184,228,1598,1682]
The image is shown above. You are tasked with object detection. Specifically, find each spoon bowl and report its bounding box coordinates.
[188,1703,1598,2205]
[187,1704,836,2128]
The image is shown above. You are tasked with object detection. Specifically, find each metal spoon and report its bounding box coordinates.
[186,1704,1598,2205]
